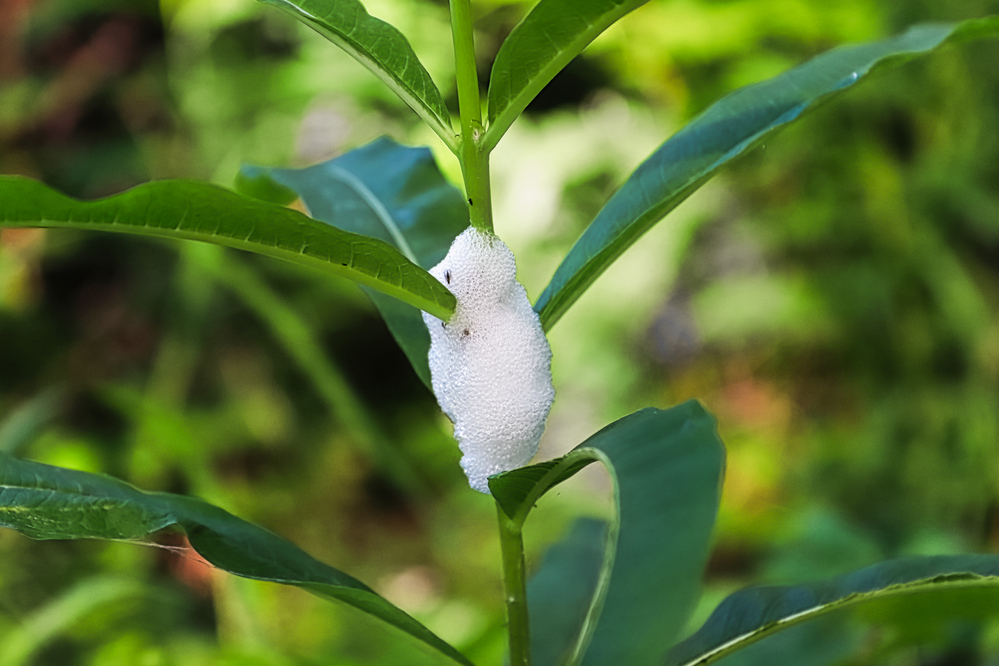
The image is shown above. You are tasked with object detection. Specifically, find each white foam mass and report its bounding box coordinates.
[422,227,555,493]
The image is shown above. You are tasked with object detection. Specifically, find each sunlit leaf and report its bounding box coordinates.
[0,453,473,666]
[484,0,647,152]
[0,176,456,320]
[534,16,999,329]
[665,556,999,666]
[256,0,456,150]
[240,137,467,387]
[490,401,725,666]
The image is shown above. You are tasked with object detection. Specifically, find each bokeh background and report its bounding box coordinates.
[1,0,999,664]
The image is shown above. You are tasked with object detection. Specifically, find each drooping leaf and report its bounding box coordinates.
[240,137,468,387]
[484,0,647,152]
[255,0,455,150]
[534,16,999,330]
[489,401,725,666]
[665,555,999,666]
[0,176,456,321]
[489,457,588,522]
[0,453,473,666]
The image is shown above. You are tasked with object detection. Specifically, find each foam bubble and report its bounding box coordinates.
[422,227,555,493]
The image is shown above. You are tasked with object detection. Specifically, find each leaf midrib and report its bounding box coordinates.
[676,576,999,666]
[325,164,418,263]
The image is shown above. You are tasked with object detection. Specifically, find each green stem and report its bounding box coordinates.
[497,502,531,666]
[449,0,493,232]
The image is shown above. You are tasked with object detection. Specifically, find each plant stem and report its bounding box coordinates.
[449,0,493,233]
[497,503,531,666]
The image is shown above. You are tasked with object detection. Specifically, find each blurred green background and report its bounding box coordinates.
[1,0,999,664]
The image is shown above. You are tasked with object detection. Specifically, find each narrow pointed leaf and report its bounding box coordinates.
[484,0,647,152]
[534,16,999,330]
[0,453,473,666]
[256,0,455,150]
[489,401,725,666]
[665,555,999,666]
[240,137,468,387]
[0,176,456,320]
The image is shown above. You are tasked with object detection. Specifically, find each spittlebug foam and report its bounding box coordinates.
[422,227,555,493]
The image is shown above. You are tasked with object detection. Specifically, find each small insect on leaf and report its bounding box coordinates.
[445,270,452,284]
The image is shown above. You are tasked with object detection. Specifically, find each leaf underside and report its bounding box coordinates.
[240,136,468,388]
[256,0,455,149]
[534,16,999,330]
[666,555,999,666]
[0,176,456,320]
[0,453,473,666]
[490,401,725,666]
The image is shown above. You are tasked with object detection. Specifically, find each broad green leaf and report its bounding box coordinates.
[489,401,725,666]
[527,518,608,666]
[256,0,456,151]
[240,137,468,388]
[484,0,647,152]
[665,555,999,666]
[709,617,860,666]
[489,456,589,522]
[0,452,473,666]
[0,176,456,321]
[534,16,999,330]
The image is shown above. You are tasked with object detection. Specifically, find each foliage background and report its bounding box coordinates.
[1,0,998,663]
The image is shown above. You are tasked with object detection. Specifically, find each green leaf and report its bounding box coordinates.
[489,401,725,666]
[665,555,999,666]
[534,16,999,330]
[489,457,589,522]
[256,0,456,151]
[0,176,456,321]
[708,617,861,666]
[0,452,473,666]
[527,518,608,666]
[240,137,468,388]
[484,0,648,152]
